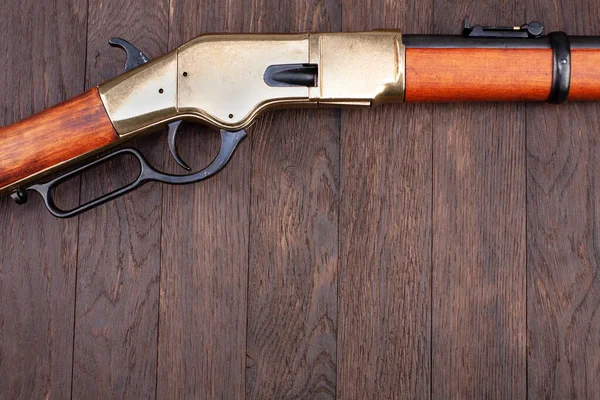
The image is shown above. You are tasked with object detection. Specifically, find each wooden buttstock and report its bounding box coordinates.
[0,88,119,193]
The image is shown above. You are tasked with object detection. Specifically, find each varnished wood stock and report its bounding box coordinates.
[405,48,600,102]
[570,50,600,100]
[0,88,118,193]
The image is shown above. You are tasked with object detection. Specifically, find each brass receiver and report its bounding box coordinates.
[99,31,406,138]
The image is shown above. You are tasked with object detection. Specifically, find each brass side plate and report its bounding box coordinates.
[99,31,405,137]
[100,53,178,136]
[177,34,313,131]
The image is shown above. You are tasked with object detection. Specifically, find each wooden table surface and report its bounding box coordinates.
[1,0,599,399]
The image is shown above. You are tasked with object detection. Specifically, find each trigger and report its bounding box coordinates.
[167,120,192,171]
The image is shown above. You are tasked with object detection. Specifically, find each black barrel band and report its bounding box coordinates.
[548,32,571,104]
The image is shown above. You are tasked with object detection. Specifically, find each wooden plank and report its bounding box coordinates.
[431,3,527,399]
[0,1,86,398]
[337,2,433,399]
[526,1,600,398]
[244,2,341,399]
[246,113,339,400]
[70,2,169,398]
[156,2,250,398]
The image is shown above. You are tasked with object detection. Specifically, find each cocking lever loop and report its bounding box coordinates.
[11,38,248,218]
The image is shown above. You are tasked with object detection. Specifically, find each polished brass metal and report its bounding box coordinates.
[313,32,405,105]
[98,31,405,137]
[178,34,313,131]
[99,53,178,136]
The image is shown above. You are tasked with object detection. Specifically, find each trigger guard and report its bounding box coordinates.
[15,128,247,218]
[145,128,248,185]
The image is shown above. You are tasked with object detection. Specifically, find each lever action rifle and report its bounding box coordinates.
[1,18,598,217]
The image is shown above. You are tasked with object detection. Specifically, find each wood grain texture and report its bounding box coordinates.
[2,1,600,399]
[0,88,117,192]
[405,48,552,102]
[570,50,600,101]
[247,112,339,400]
[245,1,340,399]
[338,1,433,398]
[431,3,527,399]
[527,1,600,398]
[70,1,169,398]
[405,48,600,103]
[0,1,86,398]
[157,1,250,398]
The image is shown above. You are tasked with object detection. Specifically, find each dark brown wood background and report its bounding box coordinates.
[1,0,599,398]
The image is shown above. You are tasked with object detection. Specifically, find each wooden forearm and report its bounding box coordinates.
[0,88,118,192]
[570,50,600,100]
[405,48,600,102]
